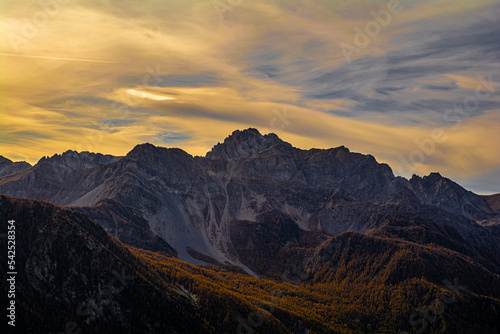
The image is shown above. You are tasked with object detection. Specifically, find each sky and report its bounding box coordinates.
[1,0,499,194]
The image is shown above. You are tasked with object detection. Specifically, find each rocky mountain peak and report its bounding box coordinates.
[410,172,455,190]
[127,143,193,163]
[127,143,158,157]
[0,155,13,168]
[0,155,32,177]
[410,171,493,219]
[205,128,293,159]
[37,150,121,170]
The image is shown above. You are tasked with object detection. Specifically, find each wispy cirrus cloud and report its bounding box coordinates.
[0,0,499,193]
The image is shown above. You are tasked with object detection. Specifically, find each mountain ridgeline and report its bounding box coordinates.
[1,128,499,333]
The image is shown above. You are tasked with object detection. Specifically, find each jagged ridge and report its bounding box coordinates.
[0,128,498,275]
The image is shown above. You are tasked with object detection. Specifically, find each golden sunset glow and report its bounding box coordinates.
[1,0,499,193]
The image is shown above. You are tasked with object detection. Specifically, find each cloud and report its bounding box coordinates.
[0,0,499,193]
[126,89,177,101]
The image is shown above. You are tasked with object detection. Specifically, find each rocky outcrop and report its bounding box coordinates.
[206,128,293,159]
[0,128,498,276]
[410,172,494,219]
[37,150,121,170]
[73,198,177,256]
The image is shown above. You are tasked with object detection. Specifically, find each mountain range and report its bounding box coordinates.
[1,128,499,333]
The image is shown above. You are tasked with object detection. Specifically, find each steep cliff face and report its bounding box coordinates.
[73,198,177,256]
[0,129,498,275]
